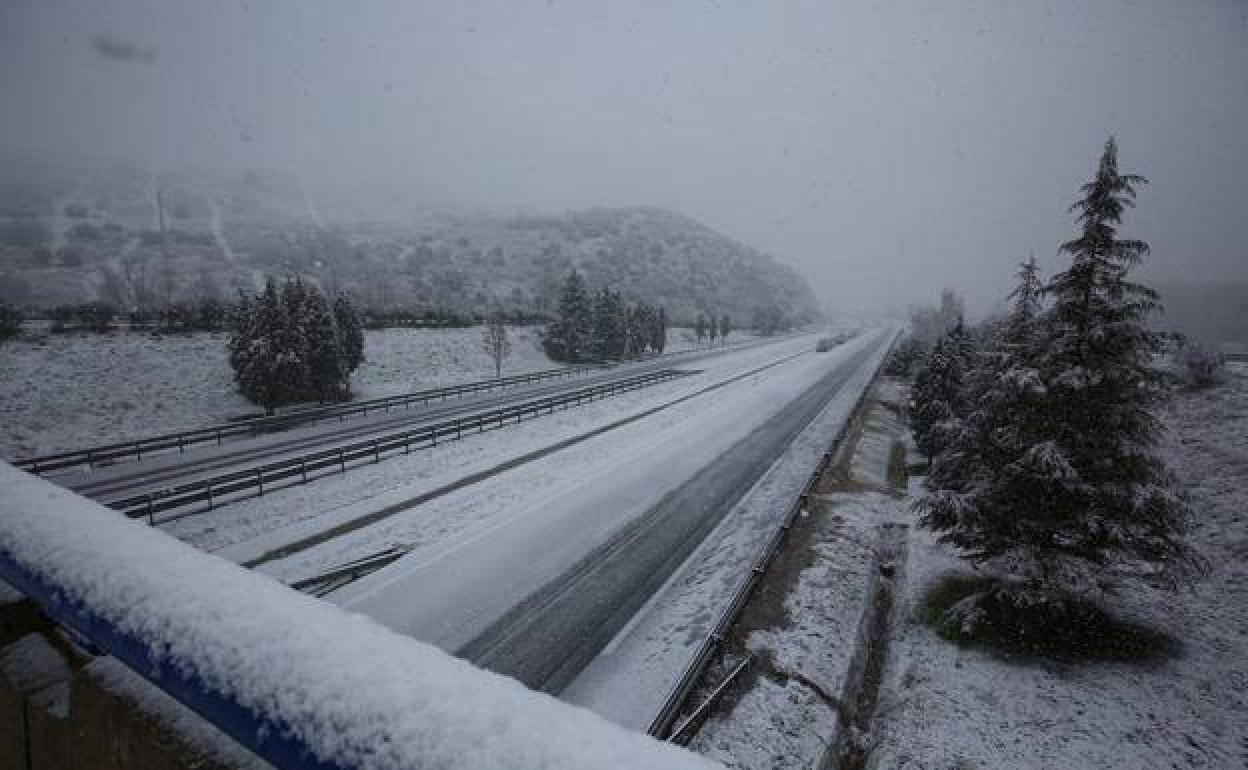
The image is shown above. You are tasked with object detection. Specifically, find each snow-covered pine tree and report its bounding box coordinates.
[921,137,1191,604]
[233,278,310,415]
[624,302,645,358]
[708,315,718,345]
[1003,253,1043,348]
[304,287,346,402]
[227,289,255,375]
[333,294,365,374]
[608,290,628,358]
[590,288,615,360]
[909,318,974,461]
[695,314,706,346]
[655,306,667,353]
[719,314,732,346]
[542,270,592,362]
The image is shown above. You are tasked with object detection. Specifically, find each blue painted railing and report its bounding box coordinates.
[0,548,345,770]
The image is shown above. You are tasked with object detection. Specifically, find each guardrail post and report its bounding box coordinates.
[257,468,264,496]
[178,435,185,453]
[300,459,307,483]
[216,428,223,445]
[135,441,142,461]
[339,449,345,473]
[207,484,214,510]
[374,441,381,463]
[146,494,154,525]
[85,451,93,470]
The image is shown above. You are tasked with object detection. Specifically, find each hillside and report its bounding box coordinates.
[0,160,821,324]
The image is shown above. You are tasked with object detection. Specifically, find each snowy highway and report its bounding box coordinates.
[320,327,894,692]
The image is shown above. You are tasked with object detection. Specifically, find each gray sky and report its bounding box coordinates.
[3,0,1246,314]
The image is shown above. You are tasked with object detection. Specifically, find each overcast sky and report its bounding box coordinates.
[2,0,1246,314]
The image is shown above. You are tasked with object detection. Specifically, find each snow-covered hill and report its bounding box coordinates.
[0,160,821,324]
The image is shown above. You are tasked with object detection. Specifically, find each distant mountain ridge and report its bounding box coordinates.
[0,161,820,323]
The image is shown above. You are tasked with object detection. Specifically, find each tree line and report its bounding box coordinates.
[542,270,669,363]
[227,277,365,414]
[693,313,733,347]
[901,138,1199,643]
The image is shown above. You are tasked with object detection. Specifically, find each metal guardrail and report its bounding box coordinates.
[14,365,600,474]
[646,330,899,741]
[13,329,814,475]
[290,546,411,597]
[111,368,692,521]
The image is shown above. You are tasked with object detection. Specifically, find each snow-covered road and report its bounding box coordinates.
[309,328,892,687]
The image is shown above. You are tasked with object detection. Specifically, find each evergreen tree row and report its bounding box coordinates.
[910,138,1194,617]
[228,277,365,414]
[542,270,669,362]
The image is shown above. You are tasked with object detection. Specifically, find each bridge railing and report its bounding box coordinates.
[0,463,714,770]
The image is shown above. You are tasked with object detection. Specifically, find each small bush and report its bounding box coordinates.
[1178,341,1227,389]
[919,574,1177,662]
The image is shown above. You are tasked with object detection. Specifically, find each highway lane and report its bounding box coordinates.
[329,328,891,692]
[57,335,811,503]
[462,332,887,691]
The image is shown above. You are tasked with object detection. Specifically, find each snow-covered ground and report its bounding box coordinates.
[0,326,556,460]
[0,324,748,461]
[683,379,910,768]
[869,364,1248,770]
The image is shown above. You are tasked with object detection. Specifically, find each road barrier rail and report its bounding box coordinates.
[646,330,898,742]
[13,365,601,474]
[109,368,692,521]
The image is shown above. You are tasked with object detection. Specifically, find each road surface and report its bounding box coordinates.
[330,328,892,692]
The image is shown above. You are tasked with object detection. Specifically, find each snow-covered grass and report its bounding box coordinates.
[683,379,910,768]
[868,364,1248,770]
[0,325,557,459]
[0,463,719,770]
[353,325,552,397]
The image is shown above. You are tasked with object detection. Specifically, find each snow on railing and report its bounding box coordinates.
[0,463,717,770]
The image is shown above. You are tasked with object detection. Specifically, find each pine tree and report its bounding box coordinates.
[304,288,346,402]
[233,278,309,415]
[909,319,974,461]
[591,288,618,360]
[333,294,365,375]
[543,270,592,362]
[653,306,668,353]
[920,138,1191,600]
[695,314,707,346]
[708,315,718,345]
[1004,254,1043,348]
[719,314,732,346]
